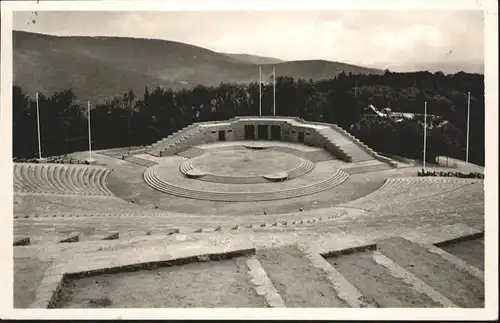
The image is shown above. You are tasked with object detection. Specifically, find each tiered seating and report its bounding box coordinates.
[13,156,89,164]
[387,181,484,217]
[13,163,113,196]
[13,193,332,245]
[145,167,349,201]
[14,194,148,218]
[342,177,482,212]
[147,125,202,157]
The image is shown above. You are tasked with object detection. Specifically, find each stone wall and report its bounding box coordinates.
[159,118,367,162]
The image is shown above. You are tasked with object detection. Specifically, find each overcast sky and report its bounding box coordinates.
[13,10,484,70]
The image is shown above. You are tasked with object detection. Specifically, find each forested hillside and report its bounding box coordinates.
[12,71,485,166]
[13,30,382,103]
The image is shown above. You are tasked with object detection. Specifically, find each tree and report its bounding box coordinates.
[304,90,327,121]
[11,70,485,166]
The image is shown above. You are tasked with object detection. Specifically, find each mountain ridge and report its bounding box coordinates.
[14,30,386,102]
[15,30,482,103]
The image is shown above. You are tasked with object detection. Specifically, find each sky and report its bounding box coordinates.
[13,10,485,71]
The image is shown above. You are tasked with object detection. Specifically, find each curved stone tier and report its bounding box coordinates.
[144,166,349,202]
[13,163,114,196]
[178,148,315,184]
[179,158,315,184]
[342,177,483,212]
[179,161,207,178]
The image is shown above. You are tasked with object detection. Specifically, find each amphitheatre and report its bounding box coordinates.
[13,116,485,308]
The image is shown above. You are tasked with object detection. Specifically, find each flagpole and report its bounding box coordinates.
[87,100,94,163]
[466,92,470,163]
[36,92,42,161]
[423,101,427,171]
[259,66,262,116]
[273,66,276,116]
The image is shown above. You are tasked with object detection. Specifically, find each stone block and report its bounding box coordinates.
[13,237,30,246]
[58,232,79,243]
[102,232,119,240]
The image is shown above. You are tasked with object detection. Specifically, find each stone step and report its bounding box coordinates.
[57,250,266,308]
[376,237,484,308]
[437,236,485,271]
[145,166,349,202]
[255,245,349,307]
[325,247,447,307]
[318,128,374,163]
[371,250,458,307]
[148,126,201,156]
[425,244,484,282]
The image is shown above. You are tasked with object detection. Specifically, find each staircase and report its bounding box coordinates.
[18,226,484,308]
[146,124,201,157]
[255,245,350,307]
[317,127,375,163]
[247,236,484,308]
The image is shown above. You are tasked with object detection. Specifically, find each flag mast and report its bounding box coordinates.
[36,92,43,161]
[466,92,471,163]
[259,66,262,116]
[87,100,94,163]
[273,66,276,116]
[423,101,427,172]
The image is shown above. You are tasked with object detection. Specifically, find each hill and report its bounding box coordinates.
[13,30,383,103]
[222,53,284,65]
[371,61,484,75]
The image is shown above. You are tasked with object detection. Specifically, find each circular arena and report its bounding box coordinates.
[13,117,485,309]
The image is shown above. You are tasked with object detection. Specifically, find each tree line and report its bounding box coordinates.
[12,70,485,165]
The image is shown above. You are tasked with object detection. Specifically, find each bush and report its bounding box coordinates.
[417,169,484,179]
